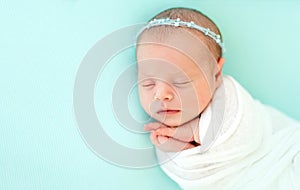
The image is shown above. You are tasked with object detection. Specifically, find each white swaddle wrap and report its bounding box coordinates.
[156,76,300,190]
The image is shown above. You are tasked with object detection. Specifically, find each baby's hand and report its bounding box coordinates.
[144,117,200,152]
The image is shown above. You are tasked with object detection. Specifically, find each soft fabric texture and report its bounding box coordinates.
[156,76,300,190]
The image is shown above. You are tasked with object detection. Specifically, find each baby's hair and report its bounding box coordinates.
[138,7,223,61]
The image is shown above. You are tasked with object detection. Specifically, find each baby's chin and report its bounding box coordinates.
[158,119,187,127]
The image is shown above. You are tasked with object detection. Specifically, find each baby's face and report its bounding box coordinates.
[137,31,219,126]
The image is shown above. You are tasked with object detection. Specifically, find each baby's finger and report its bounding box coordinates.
[150,131,160,146]
[157,137,196,152]
[157,135,169,144]
[156,127,194,143]
[156,127,177,139]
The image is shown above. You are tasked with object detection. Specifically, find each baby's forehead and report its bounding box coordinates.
[138,61,200,77]
[137,44,216,82]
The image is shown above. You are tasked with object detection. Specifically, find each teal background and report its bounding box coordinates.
[1,0,300,189]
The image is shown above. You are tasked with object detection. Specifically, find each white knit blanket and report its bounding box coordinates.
[156,76,300,190]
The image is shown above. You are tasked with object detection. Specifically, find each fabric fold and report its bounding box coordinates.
[156,76,300,190]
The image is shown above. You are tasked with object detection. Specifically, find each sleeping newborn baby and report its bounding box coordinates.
[136,7,300,190]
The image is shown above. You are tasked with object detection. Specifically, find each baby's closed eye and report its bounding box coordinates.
[140,80,155,88]
[173,80,193,87]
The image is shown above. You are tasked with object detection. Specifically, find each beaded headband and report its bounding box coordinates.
[142,18,225,53]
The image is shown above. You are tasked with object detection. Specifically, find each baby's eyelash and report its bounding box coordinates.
[140,80,155,87]
[173,81,192,85]
[173,81,193,88]
[142,83,155,87]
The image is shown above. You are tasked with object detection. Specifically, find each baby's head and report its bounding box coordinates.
[136,7,225,126]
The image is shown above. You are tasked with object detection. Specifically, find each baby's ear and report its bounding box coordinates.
[217,57,225,70]
[215,57,225,86]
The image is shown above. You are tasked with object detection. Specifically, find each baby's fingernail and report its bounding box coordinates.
[157,135,169,144]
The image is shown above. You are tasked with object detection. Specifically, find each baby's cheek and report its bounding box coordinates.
[139,94,152,113]
[179,90,200,109]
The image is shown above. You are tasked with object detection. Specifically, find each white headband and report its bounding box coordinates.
[142,18,225,53]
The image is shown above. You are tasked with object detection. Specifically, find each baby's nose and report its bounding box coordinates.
[154,82,174,101]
